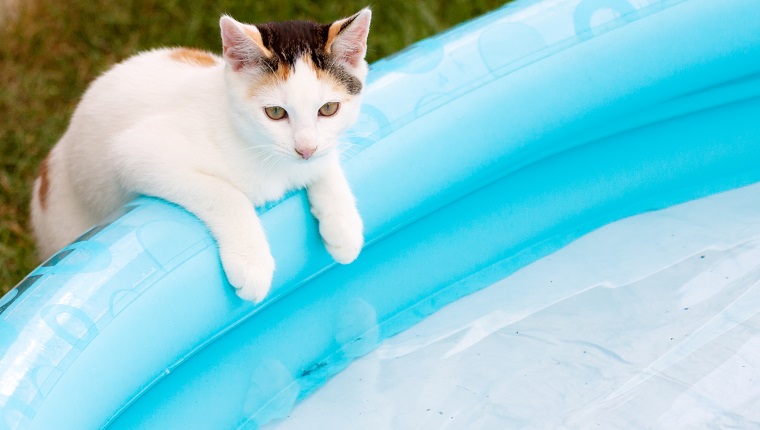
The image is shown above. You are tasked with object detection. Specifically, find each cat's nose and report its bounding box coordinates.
[295,147,316,160]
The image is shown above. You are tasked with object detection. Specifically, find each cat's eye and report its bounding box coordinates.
[318,102,340,117]
[264,106,288,120]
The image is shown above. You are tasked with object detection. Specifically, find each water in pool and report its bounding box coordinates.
[267,182,760,429]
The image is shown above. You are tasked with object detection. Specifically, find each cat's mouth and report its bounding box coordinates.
[293,152,324,163]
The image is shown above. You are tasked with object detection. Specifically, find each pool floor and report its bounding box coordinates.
[266,181,760,429]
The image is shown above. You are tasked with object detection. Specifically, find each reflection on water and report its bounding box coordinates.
[267,182,760,429]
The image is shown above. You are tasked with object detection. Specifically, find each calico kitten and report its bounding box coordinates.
[30,9,371,302]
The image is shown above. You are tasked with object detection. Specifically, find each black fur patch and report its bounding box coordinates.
[256,20,363,95]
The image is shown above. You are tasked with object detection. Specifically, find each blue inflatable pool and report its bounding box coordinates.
[2,0,760,428]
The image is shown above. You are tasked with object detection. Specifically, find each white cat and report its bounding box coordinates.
[30,10,371,302]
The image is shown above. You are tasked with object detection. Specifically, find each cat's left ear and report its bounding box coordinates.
[325,8,372,68]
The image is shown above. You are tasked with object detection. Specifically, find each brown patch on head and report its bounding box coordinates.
[38,154,51,210]
[256,20,330,70]
[240,17,364,96]
[169,48,219,67]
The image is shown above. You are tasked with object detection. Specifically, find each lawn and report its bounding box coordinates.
[0,0,509,295]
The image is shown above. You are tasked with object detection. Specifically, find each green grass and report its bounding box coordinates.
[0,0,509,295]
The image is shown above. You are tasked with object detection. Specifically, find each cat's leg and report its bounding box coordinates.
[110,122,274,302]
[307,159,364,264]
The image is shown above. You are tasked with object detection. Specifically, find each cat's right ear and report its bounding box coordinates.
[325,8,372,68]
[220,16,271,72]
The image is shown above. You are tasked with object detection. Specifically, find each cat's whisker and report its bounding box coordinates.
[241,147,267,156]
[258,152,283,176]
[242,150,272,163]
[245,150,277,166]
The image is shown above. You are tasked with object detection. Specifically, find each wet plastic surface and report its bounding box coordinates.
[269,182,760,430]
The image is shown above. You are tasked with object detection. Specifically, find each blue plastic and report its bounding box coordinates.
[1,0,760,428]
[266,180,760,429]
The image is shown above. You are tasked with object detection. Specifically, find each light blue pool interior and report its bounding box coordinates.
[1,0,760,428]
[266,182,760,429]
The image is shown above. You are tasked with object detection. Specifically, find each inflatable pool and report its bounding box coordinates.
[2,0,760,428]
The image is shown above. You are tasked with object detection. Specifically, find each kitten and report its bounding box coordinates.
[30,9,371,302]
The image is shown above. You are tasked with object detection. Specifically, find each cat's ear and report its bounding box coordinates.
[220,15,271,72]
[325,8,372,68]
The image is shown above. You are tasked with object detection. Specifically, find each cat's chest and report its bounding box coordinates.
[232,161,323,206]
[243,178,298,205]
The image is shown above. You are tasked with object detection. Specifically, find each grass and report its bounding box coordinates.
[0,0,509,295]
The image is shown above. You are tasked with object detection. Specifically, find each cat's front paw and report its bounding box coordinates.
[221,250,275,303]
[317,210,364,264]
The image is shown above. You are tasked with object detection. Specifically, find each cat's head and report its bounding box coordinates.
[220,9,371,164]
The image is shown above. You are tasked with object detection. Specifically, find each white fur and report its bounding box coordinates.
[31,11,371,302]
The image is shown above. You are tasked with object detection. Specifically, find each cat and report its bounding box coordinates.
[29,9,371,303]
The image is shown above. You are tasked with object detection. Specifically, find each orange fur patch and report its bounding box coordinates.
[248,55,351,101]
[246,60,294,99]
[276,62,291,80]
[169,48,219,67]
[242,27,273,57]
[246,55,351,99]
[305,55,351,95]
[247,72,284,98]
[324,20,344,54]
[38,154,50,210]
[303,55,318,73]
